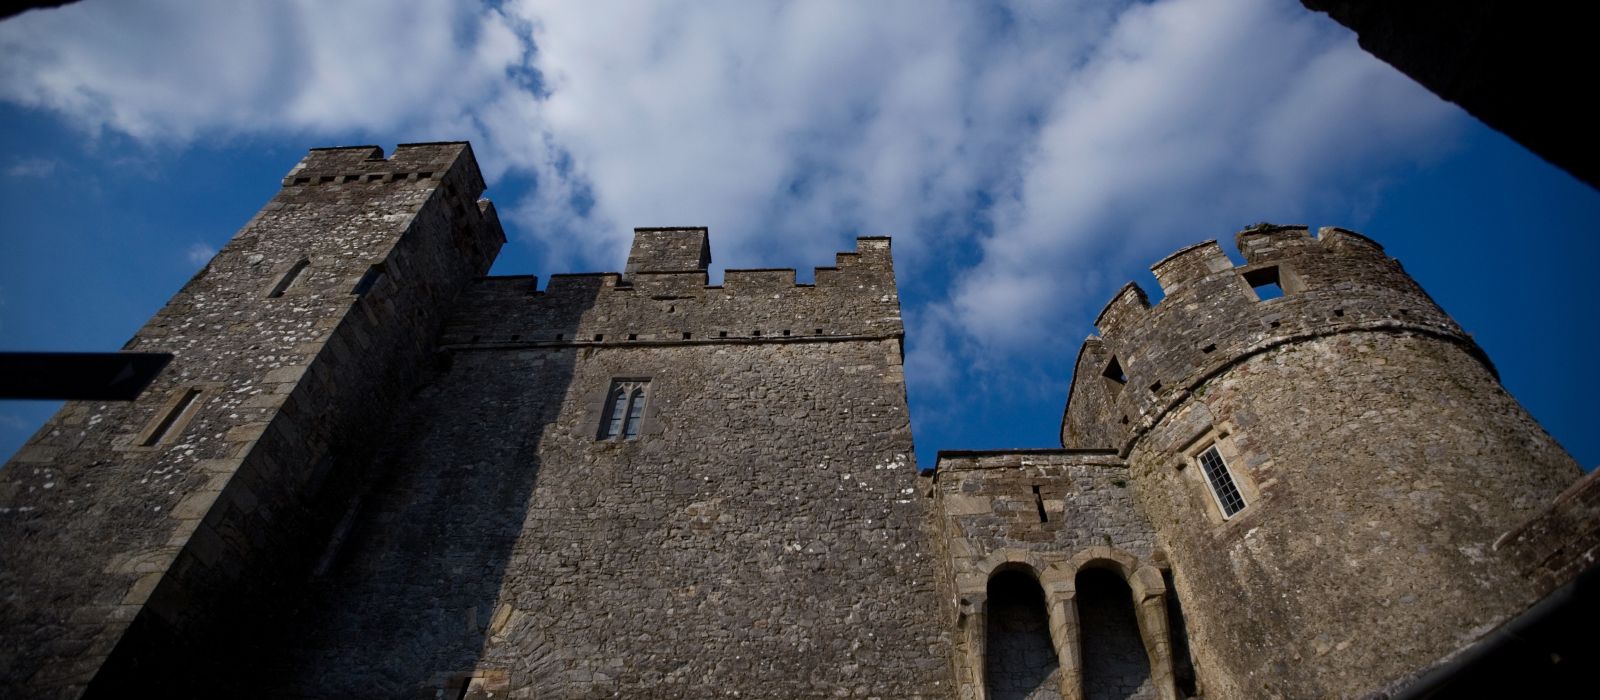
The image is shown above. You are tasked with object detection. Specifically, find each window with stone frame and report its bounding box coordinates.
[1195,445,1247,518]
[598,379,649,441]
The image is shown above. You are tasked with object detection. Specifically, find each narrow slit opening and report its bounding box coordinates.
[142,388,202,447]
[267,259,310,298]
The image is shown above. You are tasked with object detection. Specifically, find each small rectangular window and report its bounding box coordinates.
[1243,266,1285,301]
[1196,446,1246,517]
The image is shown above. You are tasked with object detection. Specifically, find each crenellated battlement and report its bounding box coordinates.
[281,142,488,199]
[1063,224,1483,451]
[439,233,902,347]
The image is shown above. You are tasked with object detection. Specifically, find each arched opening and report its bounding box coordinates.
[986,569,1060,699]
[1077,567,1154,700]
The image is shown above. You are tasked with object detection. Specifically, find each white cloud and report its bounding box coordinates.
[0,1,525,141]
[0,0,1461,432]
[925,0,1456,373]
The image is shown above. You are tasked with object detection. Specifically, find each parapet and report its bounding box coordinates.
[439,231,903,347]
[1062,225,1482,451]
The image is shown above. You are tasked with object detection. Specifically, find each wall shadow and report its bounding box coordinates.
[217,283,594,698]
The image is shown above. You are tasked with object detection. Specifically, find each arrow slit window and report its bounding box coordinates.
[139,387,204,447]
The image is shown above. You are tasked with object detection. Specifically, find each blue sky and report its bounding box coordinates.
[1,0,1596,471]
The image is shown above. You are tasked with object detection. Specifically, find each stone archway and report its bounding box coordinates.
[986,568,1062,700]
[1077,566,1155,699]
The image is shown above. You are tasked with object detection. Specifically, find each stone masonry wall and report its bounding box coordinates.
[1125,325,1578,697]
[1494,467,1600,604]
[0,143,502,697]
[238,233,954,698]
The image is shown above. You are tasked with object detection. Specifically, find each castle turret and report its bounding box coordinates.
[0,143,504,696]
[1061,225,1579,696]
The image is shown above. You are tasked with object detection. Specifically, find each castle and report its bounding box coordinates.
[0,142,1593,699]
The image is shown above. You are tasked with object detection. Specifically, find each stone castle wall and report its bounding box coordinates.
[204,227,954,697]
[0,143,503,696]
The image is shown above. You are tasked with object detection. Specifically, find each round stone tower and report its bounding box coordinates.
[1060,225,1580,697]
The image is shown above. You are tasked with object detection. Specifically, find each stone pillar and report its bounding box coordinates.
[964,603,989,700]
[1047,589,1084,700]
[1130,566,1179,700]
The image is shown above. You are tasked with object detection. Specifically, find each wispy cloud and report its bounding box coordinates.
[184,243,217,267]
[0,413,31,432]
[4,157,57,177]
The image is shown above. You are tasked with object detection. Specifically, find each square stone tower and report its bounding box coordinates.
[0,145,953,698]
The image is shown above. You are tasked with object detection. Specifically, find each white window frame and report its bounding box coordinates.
[1195,444,1247,518]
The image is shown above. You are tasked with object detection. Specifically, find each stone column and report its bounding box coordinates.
[959,594,988,700]
[1130,566,1179,700]
[1047,589,1084,700]
[969,611,989,700]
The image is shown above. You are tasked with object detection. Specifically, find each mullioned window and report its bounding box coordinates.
[598,380,649,440]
